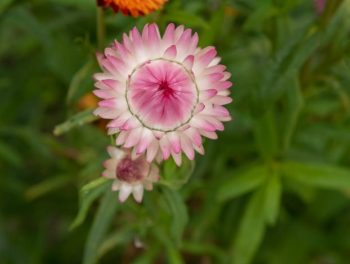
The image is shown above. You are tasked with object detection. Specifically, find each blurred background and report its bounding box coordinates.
[1,0,350,263]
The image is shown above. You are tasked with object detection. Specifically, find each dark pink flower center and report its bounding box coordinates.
[127,60,197,131]
[116,157,145,183]
[158,80,174,97]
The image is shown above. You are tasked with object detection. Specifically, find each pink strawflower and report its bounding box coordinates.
[94,23,233,165]
[102,146,159,203]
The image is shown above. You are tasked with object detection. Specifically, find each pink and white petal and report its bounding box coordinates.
[194,103,205,114]
[148,164,160,182]
[155,151,163,163]
[188,32,199,55]
[184,127,202,147]
[171,151,182,166]
[176,29,192,59]
[104,47,118,58]
[167,132,181,154]
[98,99,116,108]
[103,159,118,171]
[114,41,131,62]
[130,147,141,160]
[203,65,226,75]
[130,27,143,48]
[107,146,125,159]
[159,136,171,160]
[183,55,194,70]
[163,45,177,59]
[211,105,231,118]
[195,47,217,70]
[206,72,225,83]
[180,134,195,160]
[120,116,140,131]
[122,33,134,52]
[162,23,176,47]
[222,72,231,81]
[210,95,233,105]
[118,183,133,202]
[93,72,116,82]
[97,79,121,91]
[148,24,161,43]
[130,27,148,62]
[194,144,205,155]
[112,180,121,191]
[208,57,221,67]
[93,107,119,119]
[143,181,153,191]
[136,128,154,155]
[107,127,120,135]
[200,129,218,140]
[107,112,132,129]
[102,169,115,179]
[174,25,185,42]
[146,141,159,162]
[190,117,216,132]
[132,184,144,203]
[153,130,164,140]
[216,81,232,91]
[200,115,225,131]
[93,89,116,99]
[199,89,217,101]
[218,89,231,96]
[116,131,129,146]
[124,127,142,148]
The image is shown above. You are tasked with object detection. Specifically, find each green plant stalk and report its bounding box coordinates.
[97,7,106,50]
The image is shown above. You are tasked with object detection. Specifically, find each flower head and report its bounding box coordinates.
[94,23,233,165]
[97,0,166,17]
[103,146,159,203]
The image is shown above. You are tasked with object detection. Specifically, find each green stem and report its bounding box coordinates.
[97,7,106,50]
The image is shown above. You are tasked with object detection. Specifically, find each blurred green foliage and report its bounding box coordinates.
[1,0,350,263]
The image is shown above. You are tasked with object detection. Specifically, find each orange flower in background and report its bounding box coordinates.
[97,0,166,17]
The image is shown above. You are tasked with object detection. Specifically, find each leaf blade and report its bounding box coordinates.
[217,164,267,202]
[281,161,350,190]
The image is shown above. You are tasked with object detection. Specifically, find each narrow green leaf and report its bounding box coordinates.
[66,59,95,104]
[281,161,350,190]
[0,140,21,167]
[181,241,226,262]
[217,164,267,202]
[132,244,160,264]
[97,227,134,259]
[282,77,303,151]
[70,178,110,230]
[233,189,266,264]
[254,111,279,160]
[167,247,184,264]
[83,189,119,264]
[25,174,71,201]
[259,0,347,108]
[162,187,188,246]
[153,228,184,264]
[263,173,282,225]
[53,109,98,136]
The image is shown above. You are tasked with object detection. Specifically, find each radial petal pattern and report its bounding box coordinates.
[97,0,166,17]
[94,23,233,165]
